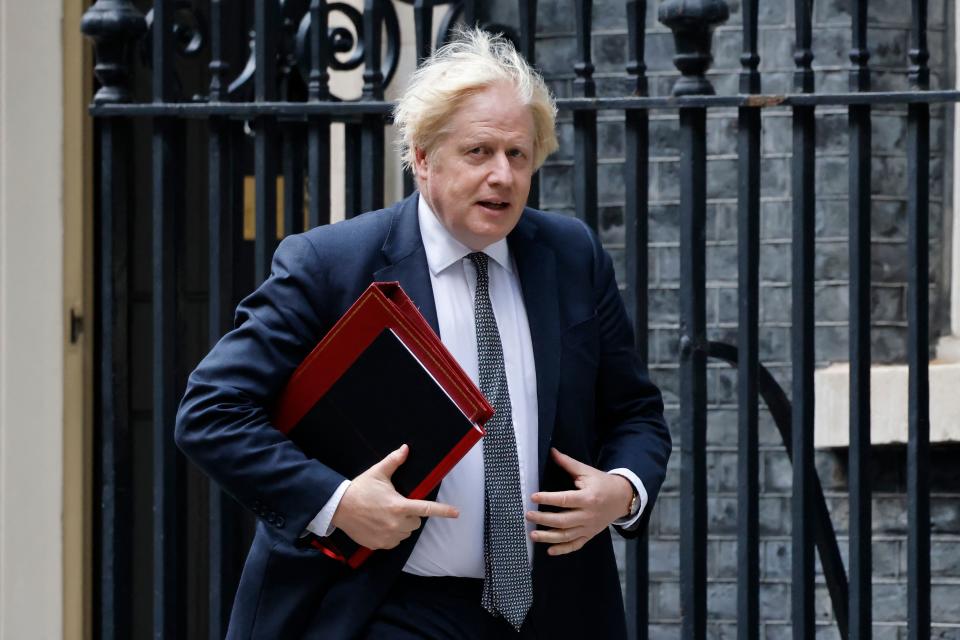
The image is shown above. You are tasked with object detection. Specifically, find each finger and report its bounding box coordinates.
[400,498,460,519]
[547,536,589,556]
[370,444,408,479]
[550,447,591,475]
[525,509,580,528]
[532,489,584,509]
[530,527,585,544]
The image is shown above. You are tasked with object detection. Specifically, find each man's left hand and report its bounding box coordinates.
[526,448,634,556]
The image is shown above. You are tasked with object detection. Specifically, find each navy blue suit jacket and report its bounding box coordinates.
[176,193,671,638]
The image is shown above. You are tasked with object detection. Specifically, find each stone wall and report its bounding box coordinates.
[487,0,960,635]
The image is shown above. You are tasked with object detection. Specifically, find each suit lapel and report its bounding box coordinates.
[373,193,440,336]
[509,212,561,481]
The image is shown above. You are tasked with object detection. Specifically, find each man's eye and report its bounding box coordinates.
[468,147,484,155]
[508,149,525,158]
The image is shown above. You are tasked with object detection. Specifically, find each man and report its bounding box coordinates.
[176,29,670,639]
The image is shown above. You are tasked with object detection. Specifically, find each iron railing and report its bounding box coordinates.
[81,0,941,638]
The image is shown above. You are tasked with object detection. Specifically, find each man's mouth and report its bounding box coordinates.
[478,200,510,210]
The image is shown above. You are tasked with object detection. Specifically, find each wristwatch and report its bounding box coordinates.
[626,484,641,519]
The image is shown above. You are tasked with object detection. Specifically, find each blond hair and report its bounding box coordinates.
[393,27,559,173]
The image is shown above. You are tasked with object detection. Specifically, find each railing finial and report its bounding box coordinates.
[657,0,729,97]
[81,0,147,104]
[626,0,648,97]
[909,0,930,89]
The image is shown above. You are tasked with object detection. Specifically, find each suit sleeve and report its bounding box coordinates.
[581,222,672,538]
[175,234,345,545]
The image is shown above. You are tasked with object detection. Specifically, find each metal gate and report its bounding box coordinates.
[81,0,941,637]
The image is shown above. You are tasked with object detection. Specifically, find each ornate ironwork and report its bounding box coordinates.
[84,0,510,104]
[657,0,729,96]
[229,30,257,97]
[133,3,209,101]
[208,0,229,101]
[80,0,147,104]
[142,3,207,61]
[307,0,331,101]
[293,1,401,100]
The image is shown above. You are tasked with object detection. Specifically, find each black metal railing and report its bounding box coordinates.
[81,0,941,638]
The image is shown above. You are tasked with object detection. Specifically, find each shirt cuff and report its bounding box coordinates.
[304,479,351,538]
[607,468,648,530]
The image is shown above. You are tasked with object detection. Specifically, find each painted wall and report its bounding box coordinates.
[0,0,65,637]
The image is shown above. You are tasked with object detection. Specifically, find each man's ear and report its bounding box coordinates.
[413,146,428,177]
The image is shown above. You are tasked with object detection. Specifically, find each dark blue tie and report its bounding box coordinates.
[468,252,533,631]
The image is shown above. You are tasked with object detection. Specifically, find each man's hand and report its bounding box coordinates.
[526,448,634,556]
[331,444,459,550]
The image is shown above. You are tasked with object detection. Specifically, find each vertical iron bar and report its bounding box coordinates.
[517,0,537,63]
[308,0,332,229]
[678,106,708,640]
[414,0,434,65]
[656,4,727,637]
[791,1,816,636]
[573,0,597,231]
[98,117,133,640]
[361,0,385,213]
[847,2,872,637]
[624,2,649,638]
[907,2,931,637]
[152,1,185,635]
[461,0,477,26]
[411,0,431,200]
[737,0,761,637]
[518,0,540,210]
[255,0,280,282]
[207,122,240,638]
[283,123,306,237]
[905,99,931,640]
[81,4,145,636]
[344,122,363,218]
[207,1,241,634]
[207,0,227,106]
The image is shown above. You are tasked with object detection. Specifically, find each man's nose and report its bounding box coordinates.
[487,152,513,186]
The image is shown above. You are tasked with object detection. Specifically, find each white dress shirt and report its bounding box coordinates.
[306,196,647,575]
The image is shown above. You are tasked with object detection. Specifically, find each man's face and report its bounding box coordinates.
[414,82,536,251]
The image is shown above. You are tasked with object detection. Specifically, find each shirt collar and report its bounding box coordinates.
[417,194,513,276]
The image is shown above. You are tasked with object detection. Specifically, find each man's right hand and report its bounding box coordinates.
[330,444,459,550]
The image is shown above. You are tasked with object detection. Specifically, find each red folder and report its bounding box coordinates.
[272,282,492,568]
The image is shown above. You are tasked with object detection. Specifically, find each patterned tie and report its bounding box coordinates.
[468,252,534,631]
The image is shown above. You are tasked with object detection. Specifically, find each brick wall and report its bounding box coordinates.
[487,0,960,635]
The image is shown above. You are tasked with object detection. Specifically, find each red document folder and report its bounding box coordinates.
[272,282,492,568]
